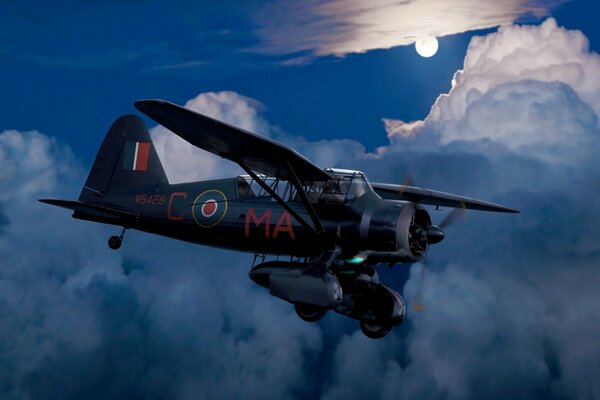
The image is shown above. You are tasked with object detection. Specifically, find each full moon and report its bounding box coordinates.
[415,37,439,58]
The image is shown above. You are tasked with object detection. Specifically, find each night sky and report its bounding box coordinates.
[1,1,599,399]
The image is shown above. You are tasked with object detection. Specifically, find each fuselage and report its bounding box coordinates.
[85,176,371,258]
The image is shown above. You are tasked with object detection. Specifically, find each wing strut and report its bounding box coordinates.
[285,159,324,233]
[238,162,322,234]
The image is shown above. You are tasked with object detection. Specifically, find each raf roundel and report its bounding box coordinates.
[192,190,228,228]
[201,199,218,218]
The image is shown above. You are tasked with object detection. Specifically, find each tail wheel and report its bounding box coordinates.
[360,320,391,339]
[108,227,127,250]
[108,236,122,250]
[294,303,327,323]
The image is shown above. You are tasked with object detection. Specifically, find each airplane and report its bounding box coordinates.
[40,100,518,339]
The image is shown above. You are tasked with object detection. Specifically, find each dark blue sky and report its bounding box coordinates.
[2,0,596,161]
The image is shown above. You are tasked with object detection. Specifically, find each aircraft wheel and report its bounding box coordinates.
[359,320,391,339]
[108,235,122,250]
[294,303,327,322]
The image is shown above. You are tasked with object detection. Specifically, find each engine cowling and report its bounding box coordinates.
[358,200,433,263]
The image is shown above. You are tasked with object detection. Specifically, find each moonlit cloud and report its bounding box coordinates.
[141,60,207,74]
[150,91,271,183]
[385,18,600,162]
[151,90,369,183]
[327,18,600,399]
[127,19,600,397]
[251,0,567,57]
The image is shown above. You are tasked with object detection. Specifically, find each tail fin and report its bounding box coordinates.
[79,115,168,202]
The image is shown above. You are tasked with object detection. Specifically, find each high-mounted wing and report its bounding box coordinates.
[135,99,331,182]
[371,183,519,213]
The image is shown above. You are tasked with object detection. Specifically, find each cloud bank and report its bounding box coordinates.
[144,17,600,399]
[384,18,600,162]
[252,0,567,57]
[149,91,269,183]
[2,17,599,400]
[150,90,368,183]
[327,18,600,400]
[0,130,321,399]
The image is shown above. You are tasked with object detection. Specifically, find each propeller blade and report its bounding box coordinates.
[399,175,414,194]
[439,203,467,229]
[412,303,426,312]
[411,196,466,312]
[411,262,428,312]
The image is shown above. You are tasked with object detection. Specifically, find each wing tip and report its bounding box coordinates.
[134,99,169,113]
[488,202,519,213]
[475,204,520,213]
[38,198,62,205]
[493,208,519,214]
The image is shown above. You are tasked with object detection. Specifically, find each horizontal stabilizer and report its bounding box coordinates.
[39,199,139,223]
[135,99,331,182]
[371,183,519,213]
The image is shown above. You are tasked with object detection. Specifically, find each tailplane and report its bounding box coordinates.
[79,115,168,202]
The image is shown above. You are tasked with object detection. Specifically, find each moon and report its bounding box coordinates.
[415,37,439,58]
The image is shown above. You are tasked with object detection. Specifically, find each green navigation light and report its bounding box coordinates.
[347,256,365,264]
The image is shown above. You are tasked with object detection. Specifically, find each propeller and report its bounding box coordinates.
[411,203,468,312]
[399,175,414,193]
[411,262,428,312]
[439,202,467,229]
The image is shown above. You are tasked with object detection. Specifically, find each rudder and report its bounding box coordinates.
[80,115,168,202]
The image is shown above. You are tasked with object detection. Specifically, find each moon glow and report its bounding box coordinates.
[415,37,439,58]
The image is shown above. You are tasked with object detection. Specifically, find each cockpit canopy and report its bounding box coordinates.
[237,168,372,205]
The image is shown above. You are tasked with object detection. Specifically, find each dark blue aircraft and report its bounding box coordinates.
[41,100,518,339]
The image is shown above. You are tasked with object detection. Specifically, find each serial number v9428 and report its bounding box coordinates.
[135,193,166,206]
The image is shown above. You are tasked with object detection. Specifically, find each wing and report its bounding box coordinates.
[135,99,331,182]
[371,183,519,213]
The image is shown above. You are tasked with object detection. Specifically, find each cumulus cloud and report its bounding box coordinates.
[251,0,566,57]
[385,19,600,162]
[130,20,600,399]
[0,129,322,399]
[150,90,370,183]
[323,18,600,400]
[150,91,271,183]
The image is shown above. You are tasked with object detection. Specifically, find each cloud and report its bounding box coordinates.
[251,0,567,57]
[150,91,271,183]
[141,60,207,74]
[146,23,600,397]
[0,129,82,200]
[156,17,600,400]
[0,129,322,399]
[321,18,600,400]
[385,19,600,159]
[150,90,370,183]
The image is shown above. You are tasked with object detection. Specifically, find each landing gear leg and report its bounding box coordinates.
[108,227,127,250]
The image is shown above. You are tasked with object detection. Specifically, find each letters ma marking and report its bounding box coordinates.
[244,208,296,240]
